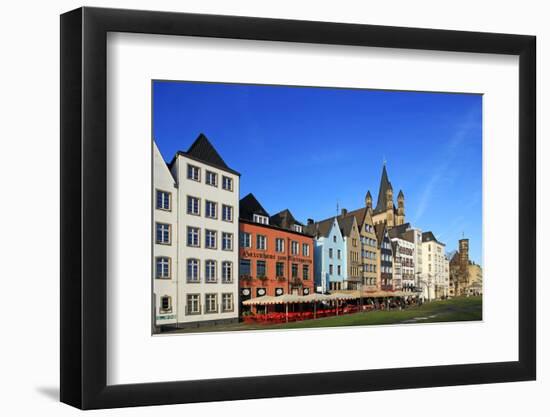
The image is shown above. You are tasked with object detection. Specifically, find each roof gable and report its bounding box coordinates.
[239,193,269,220]
[174,133,240,175]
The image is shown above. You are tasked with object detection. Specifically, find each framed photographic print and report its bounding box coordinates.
[60,6,536,410]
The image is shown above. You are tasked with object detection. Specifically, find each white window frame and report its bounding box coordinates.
[205,260,217,283]
[156,189,171,211]
[187,195,200,216]
[222,232,233,251]
[187,164,200,181]
[205,170,218,187]
[187,226,200,247]
[222,204,233,222]
[186,258,200,283]
[222,175,233,191]
[155,222,171,245]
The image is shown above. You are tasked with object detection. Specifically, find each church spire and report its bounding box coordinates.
[374,164,393,214]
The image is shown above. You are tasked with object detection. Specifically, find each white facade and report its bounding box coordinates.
[153,143,179,326]
[422,236,449,300]
[391,237,415,291]
[153,140,240,329]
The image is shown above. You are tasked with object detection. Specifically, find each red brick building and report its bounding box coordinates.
[238,194,314,310]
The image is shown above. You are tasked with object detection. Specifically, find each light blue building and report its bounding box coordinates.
[305,217,346,293]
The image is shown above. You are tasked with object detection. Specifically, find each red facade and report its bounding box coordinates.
[239,220,315,305]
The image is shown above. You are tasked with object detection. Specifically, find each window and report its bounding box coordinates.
[205,260,217,283]
[186,294,200,315]
[329,248,333,259]
[303,265,309,280]
[205,294,218,313]
[239,259,251,276]
[155,257,170,279]
[222,261,233,283]
[187,259,200,282]
[187,164,200,181]
[222,205,233,222]
[156,223,171,244]
[160,296,172,313]
[337,249,341,260]
[302,243,310,257]
[222,175,233,191]
[337,265,342,275]
[253,214,269,225]
[187,226,200,247]
[291,241,299,255]
[187,196,200,215]
[293,224,303,233]
[333,235,337,243]
[291,263,298,278]
[256,234,267,250]
[205,170,217,186]
[256,260,267,278]
[156,190,171,210]
[222,293,234,312]
[205,229,217,249]
[205,200,217,218]
[329,264,333,275]
[240,232,251,248]
[275,238,285,253]
[222,232,233,251]
[276,262,285,278]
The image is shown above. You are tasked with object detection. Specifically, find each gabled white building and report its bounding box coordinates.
[421,231,449,300]
[153,134,240,332]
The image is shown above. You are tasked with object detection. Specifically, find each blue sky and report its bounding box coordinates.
[153,81,482,265]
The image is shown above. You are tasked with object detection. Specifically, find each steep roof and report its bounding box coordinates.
[422,231,445,245]
[374,223,388,248]
[374,164,394,214]
[173,133,240,175]
[388,222,411,239]
[239,193,269,221]
[337,215,356,237]
[347,207,368,227]
[306,217,337,238]
[270,209,303,230]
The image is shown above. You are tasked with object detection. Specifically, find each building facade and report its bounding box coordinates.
[153,142,179,328]
[401,227,423,292]
[337,210,362,290]
[390,235,415,291]
[238,194,315,310]
[449,238,483,296]
[306,217,346,293]
[153,134,240,331]
[375,223,394,290]
[348,196,379,291]
[422,231,449,300]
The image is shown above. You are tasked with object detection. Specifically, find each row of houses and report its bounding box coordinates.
[153,134,481,332]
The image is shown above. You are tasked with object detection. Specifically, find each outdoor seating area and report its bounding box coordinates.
[241,291,419,324]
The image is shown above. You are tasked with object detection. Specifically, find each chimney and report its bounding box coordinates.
[307,218,314,225]
[341,208,348,216]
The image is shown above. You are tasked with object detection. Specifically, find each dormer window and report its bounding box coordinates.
[253,214,269,225]
[292,224,303,233]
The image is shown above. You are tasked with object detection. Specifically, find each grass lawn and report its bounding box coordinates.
[164,296,482,334]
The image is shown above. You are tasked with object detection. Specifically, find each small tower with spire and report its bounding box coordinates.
[365,191,372,211]
[396,190,405,225]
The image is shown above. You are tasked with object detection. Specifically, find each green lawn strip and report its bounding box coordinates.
[166,296,482,334]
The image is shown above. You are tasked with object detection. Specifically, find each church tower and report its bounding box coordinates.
[396,190,405,225]
[372,163,405,229]
[365,191,372,211]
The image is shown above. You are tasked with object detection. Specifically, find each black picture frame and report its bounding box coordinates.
[60,6,536,410]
